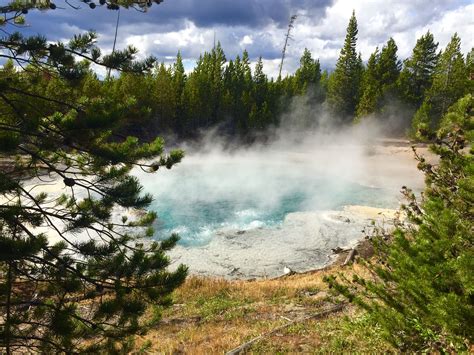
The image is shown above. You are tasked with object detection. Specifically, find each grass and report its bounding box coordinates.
[134,261,394,353]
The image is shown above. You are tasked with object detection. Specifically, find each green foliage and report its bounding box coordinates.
[356,38,401,120]
[2,5,469,136]
[327,95,474,351]
[327,11,364,120]
[0,10,187,354]
[428,33,468,119]
[377,38,401,87]
[413,33,469,139]
[295,48,322,94]
[411,101,433,140]
[356,48,380,119]
[398,31,439,106]
[438,94,474,140]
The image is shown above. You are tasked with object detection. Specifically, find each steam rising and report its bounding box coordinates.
[135,113,425,247]
[129,95,430,277]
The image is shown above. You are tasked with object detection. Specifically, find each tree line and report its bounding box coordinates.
[3,12,471,141]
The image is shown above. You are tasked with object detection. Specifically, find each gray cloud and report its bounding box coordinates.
[7,0,473,79]
[18,0,332,37]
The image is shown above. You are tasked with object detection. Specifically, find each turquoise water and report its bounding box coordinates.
[138,158,398,247]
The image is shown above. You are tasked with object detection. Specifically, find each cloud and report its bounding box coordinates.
[8,0,474,79]
[239,35,254,47]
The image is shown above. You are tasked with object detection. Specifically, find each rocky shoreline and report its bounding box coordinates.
[167,205,399,280]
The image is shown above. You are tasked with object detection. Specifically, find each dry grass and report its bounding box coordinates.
[134,260,393,354]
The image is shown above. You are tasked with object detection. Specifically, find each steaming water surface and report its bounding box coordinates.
[137,149,400,247]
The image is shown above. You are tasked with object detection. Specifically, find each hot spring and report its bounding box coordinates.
[134,139,424,279]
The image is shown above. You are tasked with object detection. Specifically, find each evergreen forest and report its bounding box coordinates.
[2,12,472,142]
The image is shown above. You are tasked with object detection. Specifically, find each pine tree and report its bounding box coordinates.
[377,37,401,93]
[295,48,322,94]
[327,10,363,120]
[183,54,211,131]
[241,50,253,88]
[173,51,187,134]
[410,100,433,140]
[467,47,474,96]
[356,38,401,120]
[398,31,439,106]
[108,70,158,137]
[327,94,474,351]
[152,63,176,132]
[0,10,187,354]
[248,57,271,130]
[253,56,267,107]
[414,33,468,136]
[209,42,226,125]
[356,48,380,118]
[319,69,329,102]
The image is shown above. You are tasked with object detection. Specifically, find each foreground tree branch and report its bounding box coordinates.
[0,4,187,353]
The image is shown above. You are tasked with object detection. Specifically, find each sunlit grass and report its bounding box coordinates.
[135,262,393,353]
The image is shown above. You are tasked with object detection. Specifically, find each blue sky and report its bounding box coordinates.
[6,0,474,78]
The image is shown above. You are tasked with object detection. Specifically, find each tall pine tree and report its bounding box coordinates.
[173,51,187,135]
[413,33,468,137]
[377,37,401,93]
[295,48,322,94]
[356,48,380,118]
[356,38,401,120]
[327,10,363,120]
[398,31,439,106]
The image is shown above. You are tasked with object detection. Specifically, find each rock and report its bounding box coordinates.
[229,267,241,276]
[283,266,295,275]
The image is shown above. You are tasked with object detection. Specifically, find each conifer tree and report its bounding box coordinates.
[152,63,176,131]
[182,54,211,130]
[327,10,363,120]
[356,48,380,118]
[249,57,271,130]
[327,94,474,351]
[398,31,439,106]
[377,37,401,93]
[108,70,158,137]
[209,43,226,125]
[412,33,468,137]
[410,101,433,140]
[319,70,329,102]
[295,48,322,94]
[173,51,187,134]
[356,38,401,119]
[467,47,474,96]
[253,57,268,107]
[241,50,253,88]
[0,9,187,354]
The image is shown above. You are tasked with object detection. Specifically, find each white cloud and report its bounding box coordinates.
[239,35,254,47]
[88,0,473,79]
[123,20,214,60]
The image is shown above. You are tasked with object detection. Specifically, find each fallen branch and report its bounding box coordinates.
[225,303,347,355]
[343,249,357,266]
